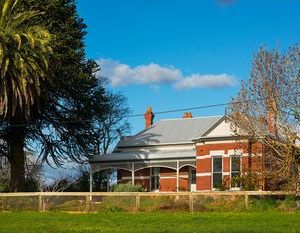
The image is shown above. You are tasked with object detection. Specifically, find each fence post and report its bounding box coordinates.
[244,194,249,209]
[38,193,43,212]
[85,194,91,213]
[189,194,194,213]
[42,194,46,211]
[135,194,140,212]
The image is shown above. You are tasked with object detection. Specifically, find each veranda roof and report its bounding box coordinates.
[90,149,195,163]
[90,149,196,172]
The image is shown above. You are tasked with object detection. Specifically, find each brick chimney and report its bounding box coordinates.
[144,106,154,129]
[183,112,193,118]
[267,97,277,136]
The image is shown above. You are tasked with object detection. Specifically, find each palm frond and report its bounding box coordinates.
[0,0,52,119]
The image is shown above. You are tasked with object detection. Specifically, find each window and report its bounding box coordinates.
[150,167,160,191]
[190,167,196,185]
[212,157,222,189]
[231,156,241,188]
[189,167,196,191]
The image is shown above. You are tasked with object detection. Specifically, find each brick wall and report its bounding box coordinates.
[116,141,264,192]
[118,166,191,192]
[159,167,190,191]
[196,141,263,190]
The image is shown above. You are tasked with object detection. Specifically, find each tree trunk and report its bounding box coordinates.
[8,123,26,192]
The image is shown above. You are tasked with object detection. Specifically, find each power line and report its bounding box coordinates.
[3,101,233,127]
[127,102,231,117]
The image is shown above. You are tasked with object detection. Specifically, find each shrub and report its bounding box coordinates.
[111,183,144,192]
[277,196,298,212]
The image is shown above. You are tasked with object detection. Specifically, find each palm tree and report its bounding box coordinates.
[0,0,52,191]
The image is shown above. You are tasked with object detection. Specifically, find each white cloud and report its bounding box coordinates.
[174,73,236,89]
[98,58,236,90]
[98,58,181,86]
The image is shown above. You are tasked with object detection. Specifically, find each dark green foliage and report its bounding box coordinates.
[0,0,130,191]
[249,195,299,212]
[111,182,145,192]
[16,0,109,165]
[0,179,9,193]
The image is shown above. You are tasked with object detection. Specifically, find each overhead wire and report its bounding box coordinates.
[3,99,254,127]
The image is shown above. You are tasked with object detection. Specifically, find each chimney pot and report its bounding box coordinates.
[144,106,154,128]
[183,112,193,118]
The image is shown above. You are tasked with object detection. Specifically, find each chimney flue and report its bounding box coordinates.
[144,106,154,128]
[183,112,193,118]
[267,98,277,136]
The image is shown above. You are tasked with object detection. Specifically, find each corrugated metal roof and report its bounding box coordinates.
[117,115,224,148]
[90,149,195,162]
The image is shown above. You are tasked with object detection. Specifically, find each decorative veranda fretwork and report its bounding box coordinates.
[91,159,196,173]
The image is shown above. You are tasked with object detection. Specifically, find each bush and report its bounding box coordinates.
[0,181,9,193]
[249,195,298,212]
[111,183,144,192]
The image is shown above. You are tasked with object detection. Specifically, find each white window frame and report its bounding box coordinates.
[150,167,160,192]
[189,167,196,191]
[230,155,242,190]
[211,156,223,190]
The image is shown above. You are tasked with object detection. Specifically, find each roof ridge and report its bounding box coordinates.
[159,115,223,121]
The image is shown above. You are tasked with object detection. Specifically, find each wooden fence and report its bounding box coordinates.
[0,191,298,212]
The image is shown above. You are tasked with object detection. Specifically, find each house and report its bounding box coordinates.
[90,107,264,191]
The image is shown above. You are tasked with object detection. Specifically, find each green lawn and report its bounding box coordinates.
[0,211,299,233]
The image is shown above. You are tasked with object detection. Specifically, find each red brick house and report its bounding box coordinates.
[90,107,264,191]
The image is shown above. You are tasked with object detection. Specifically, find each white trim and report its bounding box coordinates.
[144,158,196,163]
[122,176,150,180]
[223,172,230,176]
[228,149,243,155]
[196,173,211,177]
[92,166,133,173]
[179,164,196,169]
[131,163,135,185]
[212,156,223,190]
[196,139,246,145]
[230,155,242,189]
[210,150,225,156]
[160,176,177,179]
[92,158,196,166]
[134,165,177,172]
[241,153,262,157]
[196,155,211,159]
[176,161,179,192]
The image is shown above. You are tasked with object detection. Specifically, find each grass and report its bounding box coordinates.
[0,211,299,233]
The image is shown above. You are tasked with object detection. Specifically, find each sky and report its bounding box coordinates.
[76,0,300,134]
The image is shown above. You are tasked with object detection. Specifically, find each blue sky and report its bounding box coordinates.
[77,0,300,134]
